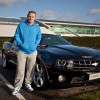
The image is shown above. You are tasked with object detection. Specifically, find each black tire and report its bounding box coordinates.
[2,51,9,69]
[32,61,48,90]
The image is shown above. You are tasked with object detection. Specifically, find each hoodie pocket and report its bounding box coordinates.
[29,42,36,51]
[20,43,28,52]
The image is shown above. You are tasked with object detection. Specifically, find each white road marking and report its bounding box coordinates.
[0,73,26,100]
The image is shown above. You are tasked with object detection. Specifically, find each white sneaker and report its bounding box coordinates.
[12,87,21,95]
[25,84,34,92]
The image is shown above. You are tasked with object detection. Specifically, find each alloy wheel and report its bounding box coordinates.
[33,63,45,88]
[2,52,7,68]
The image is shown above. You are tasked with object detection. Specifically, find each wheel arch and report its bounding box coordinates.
[2,49,5,58]
[37,54,50,81]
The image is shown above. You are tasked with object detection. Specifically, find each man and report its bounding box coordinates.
[12,10,42,95]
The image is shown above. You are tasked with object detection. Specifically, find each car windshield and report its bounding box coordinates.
[40,34,71,46]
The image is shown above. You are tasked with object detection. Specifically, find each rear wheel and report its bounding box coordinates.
[32,61,48,90]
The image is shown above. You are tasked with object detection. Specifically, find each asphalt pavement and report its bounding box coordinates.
[0,53,19,100]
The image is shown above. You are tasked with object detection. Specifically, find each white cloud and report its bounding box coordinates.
[0,0,15,6]
[40,10,56,19]
[40,11,82,22]
[94,18,100,24]
[87,8,100,15]
[0,0,28,6]
[56,13,82,22]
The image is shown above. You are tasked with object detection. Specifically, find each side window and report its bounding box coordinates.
[40,36,48,45]
[40,39,47,45]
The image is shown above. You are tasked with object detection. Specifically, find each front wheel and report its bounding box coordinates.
[32,61,48,90]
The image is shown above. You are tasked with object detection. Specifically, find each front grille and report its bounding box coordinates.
[73,60,100,68]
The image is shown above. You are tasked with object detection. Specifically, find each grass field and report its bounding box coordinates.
[63,36,100,49]
[68,90,100,100]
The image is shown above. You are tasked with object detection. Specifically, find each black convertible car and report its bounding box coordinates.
[2,33,100,90]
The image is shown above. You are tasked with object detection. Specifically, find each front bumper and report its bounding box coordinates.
[47,68,100,85]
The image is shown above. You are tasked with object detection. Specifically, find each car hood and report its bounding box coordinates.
[45,45,100,59]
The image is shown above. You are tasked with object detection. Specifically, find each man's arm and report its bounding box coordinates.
[35,28,42,47]
[14,24,22,46]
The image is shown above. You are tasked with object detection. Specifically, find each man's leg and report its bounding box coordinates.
[25,51,37,85]
[14,51,27,88]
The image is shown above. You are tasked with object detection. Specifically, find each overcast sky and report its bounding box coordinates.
[0,0,100,23]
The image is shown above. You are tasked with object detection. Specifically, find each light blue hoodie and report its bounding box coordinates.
[14,20,42,54]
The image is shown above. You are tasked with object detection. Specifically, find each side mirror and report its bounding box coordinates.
[3,42,12,49]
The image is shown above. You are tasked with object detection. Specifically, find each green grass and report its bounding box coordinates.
[68,90,100,100]
[63,36,100,49]
[0,37,12,49]
[52,90,100,100]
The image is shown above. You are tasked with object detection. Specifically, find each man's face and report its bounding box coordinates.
[27,13,36,24]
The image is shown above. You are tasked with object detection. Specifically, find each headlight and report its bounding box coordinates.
[67,60,74,69]
[56,59,74,69]
[56,59,66,67]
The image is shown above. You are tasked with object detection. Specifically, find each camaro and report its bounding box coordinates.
[2,33,100,90]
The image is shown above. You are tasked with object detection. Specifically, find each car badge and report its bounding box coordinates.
[92,62,98,66]
[82,56,93,58]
